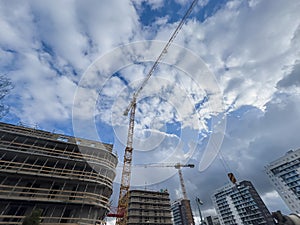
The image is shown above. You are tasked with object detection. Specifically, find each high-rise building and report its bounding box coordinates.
[265,149,300,213]
[171,199,195,225]
[204,215,220,225]
[212,180,274,225]
[0,122,118,225]
[127,189,173,225]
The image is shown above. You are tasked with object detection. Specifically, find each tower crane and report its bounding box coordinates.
[173,163,195,225]
[142,163,194,199]
[174,163,194,200]
[114,1,199,225]
[139,163,195,225]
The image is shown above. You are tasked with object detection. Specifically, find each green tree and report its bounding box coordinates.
[22,209,42,225]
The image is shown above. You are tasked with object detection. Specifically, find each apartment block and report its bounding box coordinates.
[212,180,274,225]
[127,189,173,225]
[204,215,220,225]
[171,199,195,225]
[0,122,118,225]
[265,149,300,213]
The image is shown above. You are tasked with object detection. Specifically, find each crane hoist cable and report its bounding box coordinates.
[116,1,199,225]
[219,150,231,174]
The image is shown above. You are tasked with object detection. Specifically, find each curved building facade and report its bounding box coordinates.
[0,122,117,225]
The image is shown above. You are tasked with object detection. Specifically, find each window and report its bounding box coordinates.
[48,184,60,199]
[57,136,69,142]
[60,209,72,223]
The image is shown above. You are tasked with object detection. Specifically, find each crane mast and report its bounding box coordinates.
[174,163,195,225]
[174,163,194,199]
[178,167,188,199]
[116,98,136,225]
[116,1,199,225]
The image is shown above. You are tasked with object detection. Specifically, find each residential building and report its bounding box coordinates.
[127,189,173,225]
[171,199,195,225]
[204,215,220,225]
[265,149,300,213]
[0,122,117,225]
[212,180,274,225]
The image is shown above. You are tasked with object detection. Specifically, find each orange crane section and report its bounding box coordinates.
[115,100,136,223]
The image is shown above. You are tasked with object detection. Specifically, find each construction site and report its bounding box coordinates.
[1,0,298,225]
[0,1,202,224]
[0,118,286,225]
[0,121,197,225]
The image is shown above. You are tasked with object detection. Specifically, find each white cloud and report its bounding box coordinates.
[202,207,217,218]
[110,0,300,217]
[261,190,290,214]
[72,39,224,142]
[0,1,36,51]
[29,0,89,70]
[1,0,141,126]
[1,0,300,217]
[5,50,77,124]
[168,0,300,112]
[113,126,199,186]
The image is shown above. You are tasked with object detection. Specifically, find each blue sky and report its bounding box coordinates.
[136,0,228,24]
[1,0,300,222]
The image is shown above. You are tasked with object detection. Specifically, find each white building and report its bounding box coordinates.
[212,180,274,225]
[265,149,300,213]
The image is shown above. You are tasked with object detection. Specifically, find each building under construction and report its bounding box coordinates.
[171,198,195,225]
[0,122,118,225]
[126,189,173,225]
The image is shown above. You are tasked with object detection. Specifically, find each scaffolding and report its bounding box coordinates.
[0,122,118,225]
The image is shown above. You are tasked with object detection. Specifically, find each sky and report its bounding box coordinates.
[1,0,300,223]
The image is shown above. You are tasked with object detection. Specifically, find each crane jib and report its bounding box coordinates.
[123,0,199,115]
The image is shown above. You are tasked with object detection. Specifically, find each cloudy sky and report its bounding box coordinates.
[1,0,300,222]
